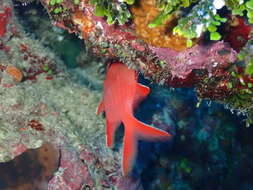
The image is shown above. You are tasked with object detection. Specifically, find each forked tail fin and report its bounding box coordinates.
[122,115,171,176]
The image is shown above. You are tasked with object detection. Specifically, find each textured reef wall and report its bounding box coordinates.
[32,0,253,126]
[0,0,143,189]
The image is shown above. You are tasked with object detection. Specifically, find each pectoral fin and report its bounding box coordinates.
[96,101,104,115]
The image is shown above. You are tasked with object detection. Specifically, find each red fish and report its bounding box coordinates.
[97,62,171,175]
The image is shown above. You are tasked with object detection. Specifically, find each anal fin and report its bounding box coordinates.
[106,119,121,148]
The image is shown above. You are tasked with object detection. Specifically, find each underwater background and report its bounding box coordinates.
[0,0,253,189]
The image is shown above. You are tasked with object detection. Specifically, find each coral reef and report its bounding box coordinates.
[131,0,190,51]
[0,0,253,189]
[89,0,133,25]
[36,0,253,125]
[97,62,171,175]
[0,7,11,38]
[224,16,252,52]
[0,0,144,189]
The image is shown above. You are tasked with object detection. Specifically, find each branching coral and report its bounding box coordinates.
[173,0,227,46]
[148,0,199,28]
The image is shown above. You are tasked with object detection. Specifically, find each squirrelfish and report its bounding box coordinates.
[97,62,171,175]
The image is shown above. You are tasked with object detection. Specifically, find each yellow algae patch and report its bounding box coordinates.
[131,0,195,51]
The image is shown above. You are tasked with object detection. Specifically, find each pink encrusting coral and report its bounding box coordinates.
[97,62,172,176]
[48,146,93,190]
[149,42,237,80]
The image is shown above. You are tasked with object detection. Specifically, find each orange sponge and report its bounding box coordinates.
[131,0,192,51]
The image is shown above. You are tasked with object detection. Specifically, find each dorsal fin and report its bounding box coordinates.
[136,83,150,98]
[133,83,150,109]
